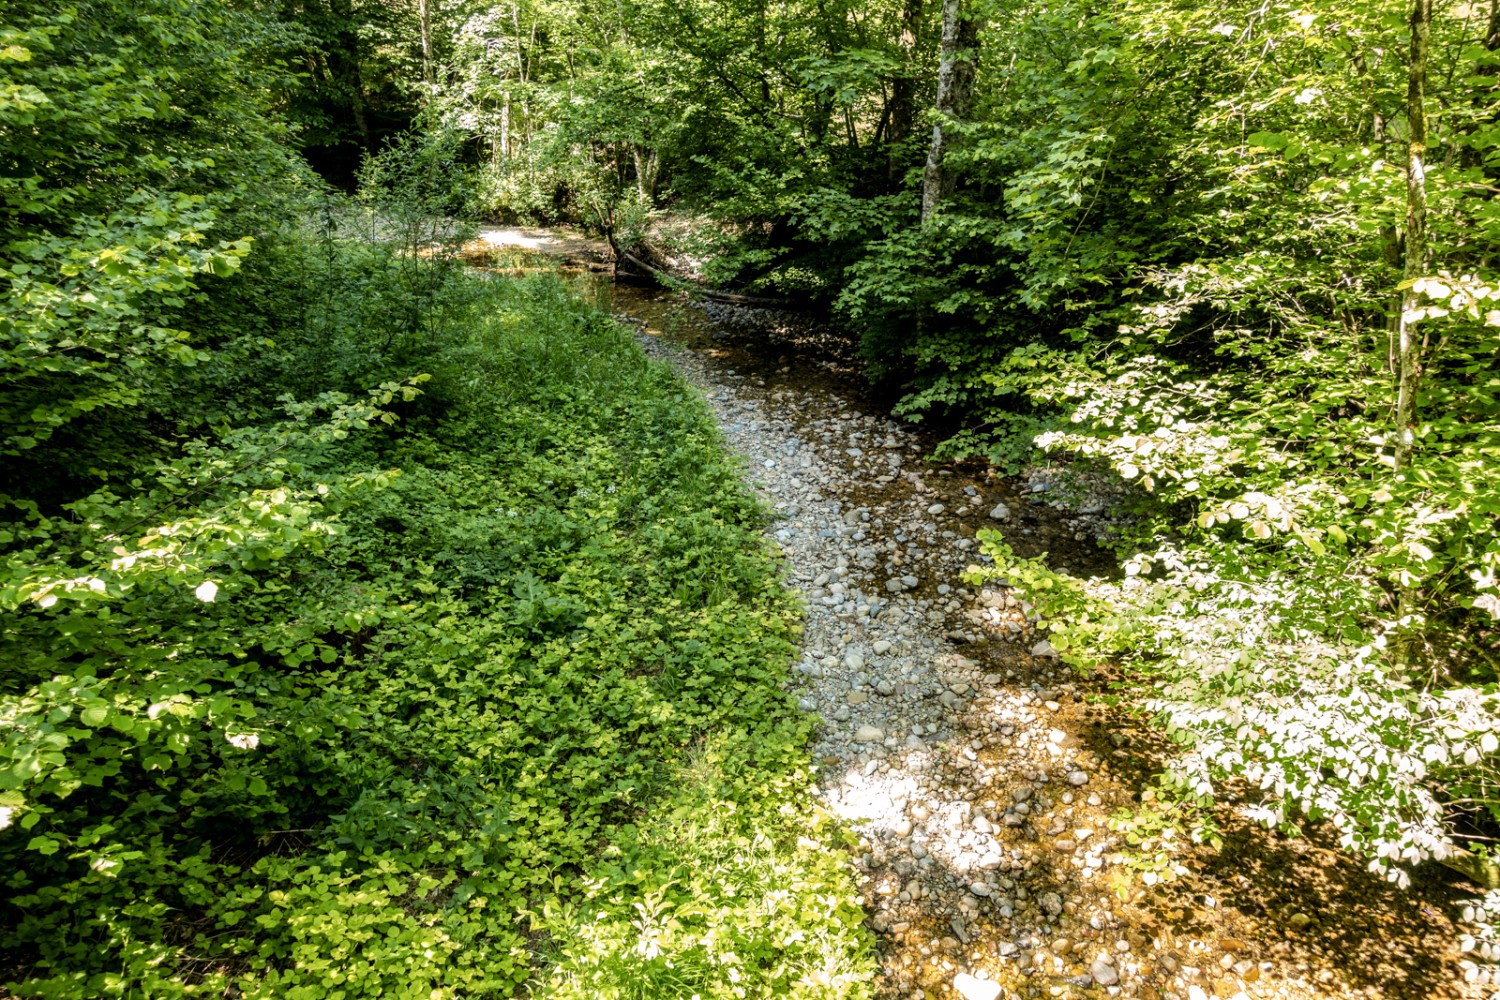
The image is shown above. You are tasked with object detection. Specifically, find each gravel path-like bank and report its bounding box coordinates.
[623,309,1486,1000]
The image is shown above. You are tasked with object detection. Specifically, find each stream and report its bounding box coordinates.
[471,227,1488,1000]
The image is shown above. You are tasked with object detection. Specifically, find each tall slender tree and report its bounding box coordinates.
[887,0,926,182]
[921,0,980,222]
[418,0,435,86]
[1392,0,1433,671]
[1394,0,1432,477]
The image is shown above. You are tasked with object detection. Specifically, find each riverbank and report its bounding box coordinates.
[470,227,1494,1000]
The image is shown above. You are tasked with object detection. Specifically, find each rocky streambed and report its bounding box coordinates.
[474,227,1491,1000]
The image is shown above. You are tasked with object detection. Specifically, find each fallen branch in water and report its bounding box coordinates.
[617,251,806,308]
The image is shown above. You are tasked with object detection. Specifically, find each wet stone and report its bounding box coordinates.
[1031,639,1059,658]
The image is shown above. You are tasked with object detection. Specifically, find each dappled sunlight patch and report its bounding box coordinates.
[537,735,875,1000]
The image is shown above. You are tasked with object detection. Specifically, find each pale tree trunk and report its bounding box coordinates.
[500,91,511,160]
[921,0,981,223]
[633,145,660,202]
[1394,0,1431,476]
[417,0,434,86]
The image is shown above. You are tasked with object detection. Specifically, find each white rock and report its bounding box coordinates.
[854,725,884,743]
[1091,956,1119,986]
[952,973,1002,1000]
[988,504,1011,521]
[1030,639,1059,658]
[927,503,945,515]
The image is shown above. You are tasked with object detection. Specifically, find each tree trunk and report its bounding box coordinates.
[888,0,924,184]
[417,0,434,86]
[633,145,660,202]
[501,91,511,160]
[1393,0,1431,665]
[1394,0,1431,477]
[349,82,373,153]
[921,0,981,223]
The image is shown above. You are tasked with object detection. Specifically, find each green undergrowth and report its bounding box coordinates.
[2,272,872,999]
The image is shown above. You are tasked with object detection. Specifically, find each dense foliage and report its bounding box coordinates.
[1,2,870,995]
[403,0,1500,976]
[12,0,1500,988]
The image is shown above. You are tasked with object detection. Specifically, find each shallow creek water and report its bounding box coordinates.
[470,228,1488,1000]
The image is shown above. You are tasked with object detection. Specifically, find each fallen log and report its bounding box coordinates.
[618,252,806,309]
[1441,846,1500,889]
